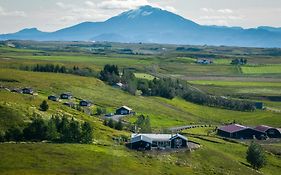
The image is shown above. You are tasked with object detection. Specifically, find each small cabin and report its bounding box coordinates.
[196,58,213,64]
[79,100,92,107]
[22,88,34,95]
[63,102,75,107]
[116,106,133,115]
[129,133,188,150]
[60,93,72,99]
[48,95,59,102]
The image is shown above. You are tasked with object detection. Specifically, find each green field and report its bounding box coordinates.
[0,41,280,175]
[241,65,281,74]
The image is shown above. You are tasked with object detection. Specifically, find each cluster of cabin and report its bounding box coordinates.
[48,92,92,107]
[217,124,281,140]
[128,133,188,151]
[196,58,213,64]
[10,87,35,95]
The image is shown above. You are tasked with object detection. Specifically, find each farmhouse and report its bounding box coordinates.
[254,125,281,138]
[60,92,72,99]
[79,100,92,107]
[196,58,213,64]
[255,102,264,109]
[217,124,266,139]
[129,133,188,150]
[22,88,34,95]
[116,106,133,115]
[48,95,59,101]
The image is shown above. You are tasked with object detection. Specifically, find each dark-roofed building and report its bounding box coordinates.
[255,102,264,109]
[79,100,92,107]
[254,125,281,138]
[60,92,72,99]
[22,88,34,95]
[48,95,59,102]
[129,133,188,150]
[116,106,133,115]
[217,124,266,140]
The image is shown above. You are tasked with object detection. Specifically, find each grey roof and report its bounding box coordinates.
[131,133,187,143]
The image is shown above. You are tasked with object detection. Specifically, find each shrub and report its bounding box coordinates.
[246,142,266,170]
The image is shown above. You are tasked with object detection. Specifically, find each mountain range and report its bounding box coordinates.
[1,5,281,48]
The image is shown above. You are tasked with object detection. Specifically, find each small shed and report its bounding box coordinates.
[60,92,72,99]
[79,100,92,107]
[254,125,281,138]
[22,88,34,95]
[116,106,133,115]
[196,58,213,64]
[217,124,265,139]
[48,95,59,101]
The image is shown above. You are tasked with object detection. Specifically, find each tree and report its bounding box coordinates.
[96,107,106,115]
[107,118,115,128]
[115,119,123,130]
[68,118,81,143]
[81,122,93,144]
[46,117,60,141]
[23,117,47,141]
[40,100,49,111]
[5,127,23,141]
[246,142,266,170]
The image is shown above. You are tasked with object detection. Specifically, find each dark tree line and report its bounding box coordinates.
[2,115,93,144]
[33,64,67,73]
[103,118,123,131]
[99,65,256,112]
[231,58,247,65]
[100,64,120,85]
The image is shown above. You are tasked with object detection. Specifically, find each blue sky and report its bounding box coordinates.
[0,0,280,33]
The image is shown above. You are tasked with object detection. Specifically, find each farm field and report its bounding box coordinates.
[0,41,281,175]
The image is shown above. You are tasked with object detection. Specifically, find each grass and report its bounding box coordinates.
[134,73,156,80]
[241,65,281,74]
[189,80,281,87]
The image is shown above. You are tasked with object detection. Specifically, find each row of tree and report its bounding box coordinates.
[2,115,93,144]
[103,118,124,131]
[231,58,247,65]
[99,64,255,111]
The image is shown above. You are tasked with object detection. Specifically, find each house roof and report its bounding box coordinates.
[119,106,132,111]
[218,124,248,133]
[254,125,273,132]
[131,133,187,142]
[131,134,152,144]
[61,92,72,96]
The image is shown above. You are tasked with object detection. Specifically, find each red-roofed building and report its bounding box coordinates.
[218,124,266,139]
[254,125,281,138]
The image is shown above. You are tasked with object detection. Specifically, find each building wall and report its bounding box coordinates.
[217,130,232,138]
[266,129,281,138]
[233,129,265,139]
[171,137,187,148]
[131,141,151,150]
[116,108,130,115]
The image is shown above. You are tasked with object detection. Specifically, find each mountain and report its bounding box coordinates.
[0,5,281,48]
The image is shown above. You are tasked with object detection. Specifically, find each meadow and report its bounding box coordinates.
[0,41,280,175]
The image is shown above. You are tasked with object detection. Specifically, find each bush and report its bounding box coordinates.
[40,100,49,111]
[96,107,106,115]
[246,142,266,170]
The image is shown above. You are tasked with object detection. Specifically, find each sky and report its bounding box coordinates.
[0,0,280,34]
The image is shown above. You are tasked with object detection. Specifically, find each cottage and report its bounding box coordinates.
[22,88,34,95]
[217,124,266,139]
[60,93,72,99]
[48,95,59,101]
[79,100,92,107]
[116,106,133,115]
[196,58,213,64]
[129,133,188,150]
[254,125,281,138]
[63,102,75,107]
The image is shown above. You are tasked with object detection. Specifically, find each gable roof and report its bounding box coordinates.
[131,133,187,142]
[254,125,273,132]
[119,106,132,111]
[218,124,248,133]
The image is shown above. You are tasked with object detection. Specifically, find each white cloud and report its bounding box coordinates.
[96,0,150,10]
[218,9,233,14]
[0,5,26,17]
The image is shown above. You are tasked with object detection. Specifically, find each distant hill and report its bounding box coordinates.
[0,5,281,48]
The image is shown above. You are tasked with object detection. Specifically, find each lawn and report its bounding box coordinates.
[134,73,156,80]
